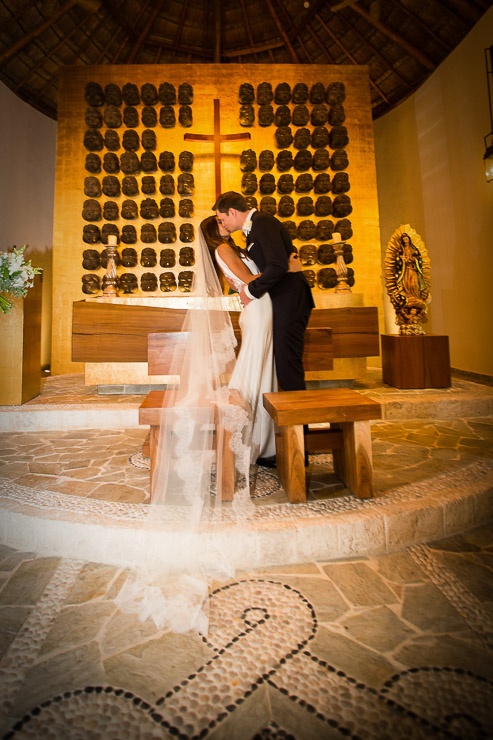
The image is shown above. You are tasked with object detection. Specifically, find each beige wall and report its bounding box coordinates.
[0,82,56,368]
[374,7,493,376]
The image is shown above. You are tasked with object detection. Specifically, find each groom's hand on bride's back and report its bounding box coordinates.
[288,253,302,273]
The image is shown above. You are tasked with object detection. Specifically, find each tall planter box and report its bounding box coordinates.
[0,275,42,405]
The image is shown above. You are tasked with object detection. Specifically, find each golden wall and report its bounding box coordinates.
[52,63,383,374]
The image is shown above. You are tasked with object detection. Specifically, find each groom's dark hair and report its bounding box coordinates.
[213,191,248,213]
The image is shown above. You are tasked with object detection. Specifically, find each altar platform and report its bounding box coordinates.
[0,371,491,570]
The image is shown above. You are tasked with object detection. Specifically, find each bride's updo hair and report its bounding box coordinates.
[200,216,247,292]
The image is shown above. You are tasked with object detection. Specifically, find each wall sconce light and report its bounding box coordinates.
[484,46,493,183]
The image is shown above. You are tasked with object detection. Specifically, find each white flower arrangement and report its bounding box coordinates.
[0,246,42,314]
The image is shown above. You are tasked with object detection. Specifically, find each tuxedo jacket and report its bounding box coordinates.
[246,211,315,327]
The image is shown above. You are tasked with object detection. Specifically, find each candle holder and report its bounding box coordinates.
[332,233,352,294]
[102,236,119,297]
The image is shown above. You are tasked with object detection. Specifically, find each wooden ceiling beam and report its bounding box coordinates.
[349,2,436,71]
[274,0,311,64]
[289,0,328,39]
[111,0,150,63]
[0,0,35,37]
[239,0,260,62]
[144,36,212,59]
[213,0,221,62]
[170,0,190,60]
[306,22,336,64]
[388,0,451,54]
[264,0,299,63]
[0,0,77,68]
[223,39,285,58]
[126,0,164,63]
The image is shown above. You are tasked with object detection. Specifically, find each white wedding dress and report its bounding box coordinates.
[215,250,277,459]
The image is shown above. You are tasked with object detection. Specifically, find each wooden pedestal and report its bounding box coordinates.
[381,334,451,389]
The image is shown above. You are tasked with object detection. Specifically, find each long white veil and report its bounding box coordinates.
[116,227,253,634]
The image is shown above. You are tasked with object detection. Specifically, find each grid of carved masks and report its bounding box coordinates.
[238,81,354,291]
[81,81,196,295]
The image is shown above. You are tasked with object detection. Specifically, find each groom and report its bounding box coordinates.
[214,191,315,460]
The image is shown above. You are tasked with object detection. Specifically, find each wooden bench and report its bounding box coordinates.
[139,389,245,502]
[263,389,382,503]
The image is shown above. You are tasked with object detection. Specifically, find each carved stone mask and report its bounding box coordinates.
[278,195,295,217]
[123,106,139,128]
[276,150,293,172]
[103,106,122,128]
[314,173,331,194]
[85,107,102,128]
[141,83,158,105]
[82,274,100,294]
[329,126,349,149]
[84,129,103,151]
[259,150,274,171]
[336,219,353,240]
[260,196,277,216]
[178,83,193,105]
[275,126,293,149]
[159,82,176,105]
[241,173,258,194]
[142,129,157,150]
[141,151,157,173]
[343,244,353,264]
[160,272,177,292]
[259,174,276,194]
[178,270,194,292]
[292,105,309,127]
[239,105,254,126]
[158,223,177,243]
[331,172,350,194]
[329,104,346,126]
[315,196,333,217]
[105,83,122,106]
[160,175,175,195]
[82,249,100,270]
[297,197,314,217]
[119,273,138,294]
[178,173,194,195]
[312,149,330,171]
[141,176,156,194]
[82,199,101,221]
[277,174,294,194]
[141,248,157,267]
[240,149,257,172]
[283,221,297,240]
[179,225,195,244]
[244,196,257,210]
[85,153,101,173]
[299,244,317,266]
[292,83,309,104]
[293,128,311,150]
[317,267,337,290]
[331,149,349,171]
[120,151,140,174]
[103,201,119,220]
[316,220,334,241]
[332,194,352,217]
[294,150,312,171]
[104,130,120,151]
[141,272,158,292]
[326,81,346,106]
[160,249,176,268]
[317,244,335,265]
[101,225,119,243]
[122,130,140,151]
[140,198,159,219]
[239,83,255,104]
[179,151,193,171]
[83,225,101,244]
[100,247,121,267]
[160,106,176,128]
[103,153,120,173]
[122,83,140,105]
[84,177,101,197]
[275,105,291,126]
[311,126,329,149]
[84,82,104,106]
[121,200,138,219]
[121,247,138,266]
[303,269,316,288]
[121,230,138,248]
[160,198,175,218]
[274,83,291,104]
[257,82,273,105]
[121,176,138,196]
[310,82,326,104]
[258,105,274,127]
[295,173,314,193]
[179,105,193,127]
[141,106,157,127]
[297,220,316,240]
[141,224,157,243]
[179,199,193,217]
[179,246,195,264]
[311,104,328,126]
[159,151,175,172]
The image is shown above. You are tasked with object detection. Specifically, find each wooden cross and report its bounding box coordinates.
[184,99,251,199]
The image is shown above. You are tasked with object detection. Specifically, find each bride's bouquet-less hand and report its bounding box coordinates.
[0,245,42,314]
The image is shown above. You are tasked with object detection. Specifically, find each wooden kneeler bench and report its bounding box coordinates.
[263,389,382,503]
[139,389,245,502]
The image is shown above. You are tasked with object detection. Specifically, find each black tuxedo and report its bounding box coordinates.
[246,211,315,391]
